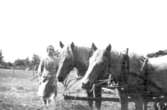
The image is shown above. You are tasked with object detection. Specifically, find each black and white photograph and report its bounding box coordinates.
[0,0,167,110]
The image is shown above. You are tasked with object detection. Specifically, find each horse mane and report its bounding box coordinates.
[146,50,167,73]
[109,51,123,74]
[73,46,91,62]
[129,53,145,73]
[147,49,167,58]
[72,45,92,76]
[109,51,144,74]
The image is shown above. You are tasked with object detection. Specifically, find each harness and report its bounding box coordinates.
[89,51,113,93]
[120,53,129,85]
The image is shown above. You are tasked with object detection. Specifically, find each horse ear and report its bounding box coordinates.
[105,44,111,53]
[70,42,75,51]
[91,43,97,51]
[59,41,64,48]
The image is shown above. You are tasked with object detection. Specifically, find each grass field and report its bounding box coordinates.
[0,68,156,110]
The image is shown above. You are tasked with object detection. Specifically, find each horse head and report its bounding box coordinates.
[57,42,97,83]
[82,44,111,89]
[56,42,75,82]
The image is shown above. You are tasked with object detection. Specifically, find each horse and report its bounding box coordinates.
[56,42,103,110]
[81,44,167,110]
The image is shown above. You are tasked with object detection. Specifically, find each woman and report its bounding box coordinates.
[37,45,59,107]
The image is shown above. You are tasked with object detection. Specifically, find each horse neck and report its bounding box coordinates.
[73,46,91,76]
[129,54,144,73]
[109,52,141,79]
[109,52,122,80]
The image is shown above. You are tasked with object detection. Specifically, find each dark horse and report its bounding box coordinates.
[56,42,102,110]
[81,44,164,110]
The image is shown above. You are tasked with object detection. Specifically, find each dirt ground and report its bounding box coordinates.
[0,68,156,110]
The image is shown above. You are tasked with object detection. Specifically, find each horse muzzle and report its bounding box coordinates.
[58,76,64,82]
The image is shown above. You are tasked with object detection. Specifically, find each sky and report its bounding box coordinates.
[0,0,167,62]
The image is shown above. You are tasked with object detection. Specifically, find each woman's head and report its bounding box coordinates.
[47,45,55,56]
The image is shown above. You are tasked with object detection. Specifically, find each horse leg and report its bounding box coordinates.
[53,97,57,110]
[134,94,144,110]
[86,90,93,110]
[94,86,102,110]
[143,101,147,110]
[154,101,160,110]
[42,97,49,109]
[119,90,128,110]
[155,101,167,110]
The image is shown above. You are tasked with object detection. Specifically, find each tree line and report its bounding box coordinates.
[0,50,60,70]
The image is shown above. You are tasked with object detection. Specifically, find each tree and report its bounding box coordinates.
[14,58,31,69]
[14,59,26,66]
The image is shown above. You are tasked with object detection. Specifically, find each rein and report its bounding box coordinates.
[89,53,113,92]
